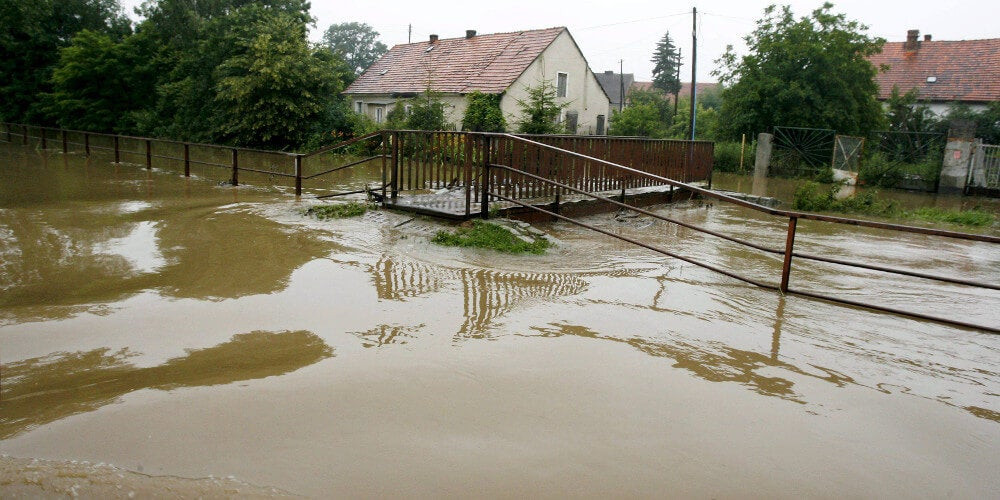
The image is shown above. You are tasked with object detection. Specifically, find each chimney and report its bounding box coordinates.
[924,34,932,41]
[465,30,476,39]
[904,29,920,51]
[429,34,438,43]
[605,70,614,75]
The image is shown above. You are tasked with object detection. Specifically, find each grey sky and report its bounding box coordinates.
[122,1,999,83]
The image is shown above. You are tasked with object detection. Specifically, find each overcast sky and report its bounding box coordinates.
[122,1,999,83]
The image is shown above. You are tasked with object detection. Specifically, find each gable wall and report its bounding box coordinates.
[502,31,611,134]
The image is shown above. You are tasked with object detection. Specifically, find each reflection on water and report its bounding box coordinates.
[371,255,589,337]
[0,203,330,324]
[353,324,419,348]
[527,322,854,402]
[0,330,333,439]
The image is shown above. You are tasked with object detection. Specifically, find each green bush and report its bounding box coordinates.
[909,207,994,227]
[792,181,896,216]
[432,220,550,254]
[304,202,371,219]
[713,141,754,173]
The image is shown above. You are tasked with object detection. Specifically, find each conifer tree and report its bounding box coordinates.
[650,32,681,95]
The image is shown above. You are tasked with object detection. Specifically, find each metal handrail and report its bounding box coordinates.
[485,133,999,334]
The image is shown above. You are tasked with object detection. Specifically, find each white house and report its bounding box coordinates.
[343,27,612,134]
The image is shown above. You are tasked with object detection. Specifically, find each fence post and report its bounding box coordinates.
[84,133,90,156]
[114,135,120,163]
[145,139,152,169]
[183,144,190,176]
[380,131,388,200]
[779,216,798,293]
[295,154,303,196]
[22,125,28,145]
[61,130,67,153]
[390,131,399,200]
[480,134,492,219]
[40,128,47,150]
[231,148,238,186]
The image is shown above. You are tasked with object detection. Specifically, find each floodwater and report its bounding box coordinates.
[1,144,999,498]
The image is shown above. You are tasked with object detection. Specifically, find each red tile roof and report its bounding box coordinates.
[344,27,565,95]
[629,82,718,100]
[868,38,1000,103]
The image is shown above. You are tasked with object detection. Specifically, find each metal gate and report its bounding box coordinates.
[968,142,1000,196]
[866,131,945,191]
[770,126,835,178]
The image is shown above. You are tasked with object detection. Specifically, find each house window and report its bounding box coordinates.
[557,72,568,98]
[596,115,605,135]
[355,101,362,113]
[565,110,578,134]
[375,106,384,124]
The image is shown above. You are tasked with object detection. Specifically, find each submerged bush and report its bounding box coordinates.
[432,220,550,254]
[304,202,370,219]
[713,141,755,173]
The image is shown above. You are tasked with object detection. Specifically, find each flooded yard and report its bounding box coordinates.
[1,144,999,497]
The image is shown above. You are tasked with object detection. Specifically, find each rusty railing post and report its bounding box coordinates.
[22,125,28,145]
[113,135,120,163]
[295,154,303,196]
[780,216,798,293]
[145,139,152,169]
[390,131,399,200]
[61,130,67,153]
[480,134,492,219]
[183,143,190,176]
[84,133,90,156]
[231,148,238,186]
[380,131,388,200]
[40,128,47,150]
[5,123,11,142]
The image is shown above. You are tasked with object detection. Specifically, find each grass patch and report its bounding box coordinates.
[304,202,370,219]
[432,220,551,254]
[908,207,994,227]
[792,181,996,227]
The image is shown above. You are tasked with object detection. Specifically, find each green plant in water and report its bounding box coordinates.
[304,202,370,219]
[432,220,551,254]
[793,182,995,227]
[908,207,994,227]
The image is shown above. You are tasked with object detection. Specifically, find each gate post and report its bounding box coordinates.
[754,132,773,178]
[231,148,238,186]
[480,134,492,219]
[780,216,798,293]
[295,154,303,196]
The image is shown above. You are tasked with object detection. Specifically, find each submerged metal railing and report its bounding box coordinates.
[482,134,1000,334]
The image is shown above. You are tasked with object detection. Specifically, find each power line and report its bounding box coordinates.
[579,11,690,31]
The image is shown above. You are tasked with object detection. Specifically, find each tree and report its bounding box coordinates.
[39,29,156,132]
[714,3,885,140]
[650,31,681,95]
[883,86,938,133]
[608,90,671,137]
[462,91,506,132]
[667,98,719,141]
[0,0,131,123]
[405,90,450,131]
[321,22,387,75]
[213,8,343,148]
[515,81,569,134]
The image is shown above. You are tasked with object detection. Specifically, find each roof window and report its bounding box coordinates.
[926,76,937,83]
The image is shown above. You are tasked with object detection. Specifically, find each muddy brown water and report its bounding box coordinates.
[1,144,999,497]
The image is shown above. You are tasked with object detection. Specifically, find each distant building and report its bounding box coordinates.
[629,81,719,104]
[344,27,612,134]
[868,29,1000,114]
[595,71,634,112]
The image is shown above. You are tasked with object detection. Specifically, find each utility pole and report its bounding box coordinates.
[689,7,697,141]
[408,24,412,44]
[619,59,624,112]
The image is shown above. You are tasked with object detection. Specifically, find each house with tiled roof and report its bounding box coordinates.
[628,82,720,104]
[344,27,611,134]
[595,71,634,112]
[868,30,1000,114]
